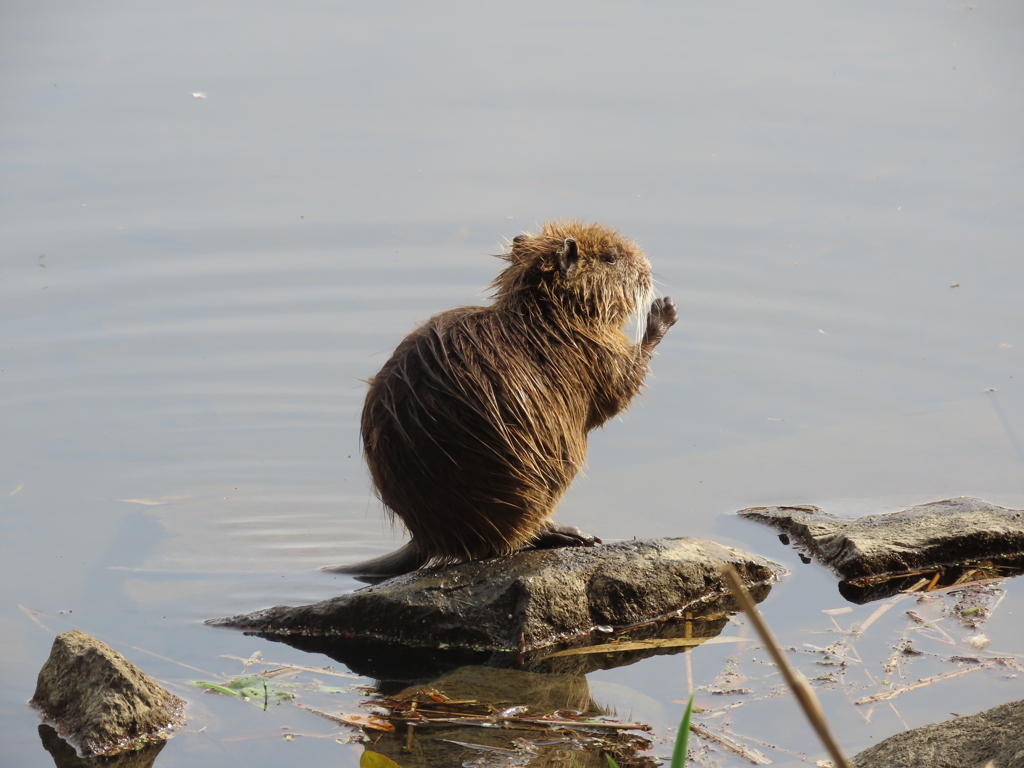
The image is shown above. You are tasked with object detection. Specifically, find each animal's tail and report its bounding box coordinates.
[319,541,428,577]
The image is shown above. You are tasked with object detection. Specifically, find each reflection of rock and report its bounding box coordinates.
[408,665,596,710]
[31,631,185,758]
[208,538,779,678]
[837,558,1024,604]
[533,597,764,677]
[740,497,1024,600]
[852,699,1024,768]
[37,724,165,768]
[366,666,655,768]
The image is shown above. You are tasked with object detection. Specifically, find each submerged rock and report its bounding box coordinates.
[852,699,1024,768]
[740,497,1024,580]
[208,538,781,655]
[30,630,185,757]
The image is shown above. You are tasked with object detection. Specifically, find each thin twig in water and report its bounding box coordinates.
[441,739,520,753]
[220,655,360,678]
[856,597,901,634]
[854,663,992,704]
[887,700,911,731]
[688,723,771,765]
[17,604,52,632]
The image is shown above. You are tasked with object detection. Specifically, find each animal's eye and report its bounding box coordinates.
[602,251,617,264]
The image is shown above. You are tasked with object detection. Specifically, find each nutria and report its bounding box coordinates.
[326,220,677,576]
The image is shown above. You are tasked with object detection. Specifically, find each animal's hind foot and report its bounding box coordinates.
[530,521,602,550]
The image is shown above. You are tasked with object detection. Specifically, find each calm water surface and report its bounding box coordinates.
[3,2,1023,766]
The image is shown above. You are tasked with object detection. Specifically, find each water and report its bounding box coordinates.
[3,1,1023,765]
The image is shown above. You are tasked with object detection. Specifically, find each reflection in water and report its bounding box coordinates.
[368,667,650,768]
[840,559,1024,604]
[214,596,768,765]
[37,724,164,768]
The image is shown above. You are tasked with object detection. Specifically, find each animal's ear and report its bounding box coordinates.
[556,237,579,278]
[507,234,530,262]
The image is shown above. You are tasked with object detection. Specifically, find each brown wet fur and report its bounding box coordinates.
[348,220,677,573]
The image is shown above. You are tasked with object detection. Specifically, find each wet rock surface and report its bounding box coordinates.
[30,630,185,757]
[208,538,781,654]
[739,496,1024,580]
[852,699,1024,768]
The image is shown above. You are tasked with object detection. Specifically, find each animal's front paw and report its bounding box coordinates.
[645,296,678,341]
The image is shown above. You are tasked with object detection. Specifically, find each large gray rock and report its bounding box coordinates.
[30,630,185,757]
[209,538,781,653]
[739,496,1024,580]
[852,699,1024,768]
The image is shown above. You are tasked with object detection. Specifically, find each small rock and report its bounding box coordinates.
[739,497,1024,580]
[30,630,185,757]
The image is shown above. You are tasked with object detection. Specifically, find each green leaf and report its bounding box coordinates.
[189,677,294,703]
[360,750,404,768]
[671,692,696,768]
